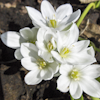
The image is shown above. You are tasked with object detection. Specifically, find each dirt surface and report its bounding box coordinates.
[0,0,100,100]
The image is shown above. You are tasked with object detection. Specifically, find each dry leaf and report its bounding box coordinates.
[79,0,99,3]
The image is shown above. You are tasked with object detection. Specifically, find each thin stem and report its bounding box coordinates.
[76,3,95,27]
[90,97,100,100]
[70,95,84,100]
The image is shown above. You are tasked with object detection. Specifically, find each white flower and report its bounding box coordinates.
[26,0,81,31]
[57,63,100,99]
[51,23,96,65]
[21,43,59,85]
[36,28,57,62]
[1,27,38,60]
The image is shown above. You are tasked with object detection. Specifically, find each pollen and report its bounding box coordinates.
[60,47,70,58]
[48,19,57,28]
[69,69,80,81]
[47,41,53,52]
[37,59,47,69]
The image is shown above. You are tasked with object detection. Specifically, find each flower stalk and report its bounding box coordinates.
[76,1,100,27]
[76,3,95,27]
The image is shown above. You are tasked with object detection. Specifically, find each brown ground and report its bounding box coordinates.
[0,0,100,100]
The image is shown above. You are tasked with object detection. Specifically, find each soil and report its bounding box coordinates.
[0,0,100,100]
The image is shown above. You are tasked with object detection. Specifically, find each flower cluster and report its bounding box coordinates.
[1,0,100,99]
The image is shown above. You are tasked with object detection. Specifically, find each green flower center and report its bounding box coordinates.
[60,47,70,58]
[28,40,35,44]
[47,42,53,52]
[37,59,47,69]
[69,69,80,81]
[48,19,57,28]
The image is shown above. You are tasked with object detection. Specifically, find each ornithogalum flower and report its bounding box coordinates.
[1,27,38,60]
[36,28,57,62]
[57,63,100,99]
[51,23,96,65]
[21,43,59,85]
[26,0,81,31]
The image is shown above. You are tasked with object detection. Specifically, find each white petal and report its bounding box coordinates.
[20,27,33,41]
[21,43,38,58]
[37,28,46,42]
[79,78,100,98]
[21,57,38,70]
[82,64,100,79]
[57,75,70,92]
[56,4,73,21]
[48,61,59,74]
[31,27,38,40]
[14,48,23,60]
[25,69,42,85]
[1,31,21,49]
[71,40,90,53]
[61,9,81,25]
[87,46,95,57]
[70,81,83,99]
[67,50,96,65]
[38,50,54,63]
[40,67,53,80]
[41,0,55,19]
[58,23,79,47]
[51,51,64,63]
[60,64,73,75]
[26,6,46,27]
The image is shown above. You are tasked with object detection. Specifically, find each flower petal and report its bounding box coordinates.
[41,0,55,19]
[61,9,81,25]
[79,78,100,98]
[21,43,38,58]
[87,46,95,57]
[1,31,21,49]
[57,75,70,92]
[14,48,23,60]
[20,27,37,41]
[38,50,54,63]
[67,50,96,65]
[71,40,90,53]
[26,6,46,27]
[25,69,42,85]
[21,57,38,71]
[60,64,73,75]
[51,51,63,63]
[82,64,100,79]
[40,67,53,80]
[56,4,73,21]
[37,28,46,42]
[70,81,83,99]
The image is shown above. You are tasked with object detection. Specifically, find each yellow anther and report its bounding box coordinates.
[60,47,70,58]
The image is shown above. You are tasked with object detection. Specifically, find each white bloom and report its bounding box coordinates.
[21,43,59,85]
[57,63,100,99]
[36,28,57,62]
[26,0,81,31]
[1,27,38,60]
[51,23,96,65]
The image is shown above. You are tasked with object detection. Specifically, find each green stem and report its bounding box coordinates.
[70,95,84,100]
[76,3,95,27]
[90,97,100,100]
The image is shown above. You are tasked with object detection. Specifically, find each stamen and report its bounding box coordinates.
[60,47,70,58]
[69,69,80,81]
[47,41,53,52]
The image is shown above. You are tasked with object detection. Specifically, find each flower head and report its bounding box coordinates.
[51,23,96,65]
[21,43,59,85]
[36,28,57,62]
[26,0,81,31]
[57,64,100,99]
[1,27,38,60]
